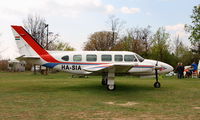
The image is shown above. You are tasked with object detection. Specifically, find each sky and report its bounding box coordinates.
[0,0,199,59]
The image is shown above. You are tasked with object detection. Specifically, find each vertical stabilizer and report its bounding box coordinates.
[11,26,39,56]
[11,25,59,63]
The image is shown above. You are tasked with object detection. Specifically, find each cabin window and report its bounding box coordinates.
[73,55,82,61]
[115,55,123,62]
[61,55,69,61]
[101,55,112,61]
[86,54,97,62]
[124,55,137,62]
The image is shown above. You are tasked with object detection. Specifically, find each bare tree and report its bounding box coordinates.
[84,31,117,51]
[174,35,182,57]
[84,16,125,51]
[54,41,75,51]
[23,14,59,50]
[141,26,152,54]
[106,15,125,47]
[23,14,47,47]
[46,32,60,50]
[113,26,152,57]
[127,26,152,53]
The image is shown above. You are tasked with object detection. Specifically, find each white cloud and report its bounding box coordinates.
[0,0,141,19]
[165,24,185,31]
[165,24,190,46]
[165,24,188,38]
[0,0,104,18]
[105,5,115,14]
[120,7,140,14]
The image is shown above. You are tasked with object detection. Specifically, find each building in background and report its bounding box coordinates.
[8,60,26,72]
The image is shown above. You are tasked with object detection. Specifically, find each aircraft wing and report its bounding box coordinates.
[83,63,114,72]
[83,63,134,73]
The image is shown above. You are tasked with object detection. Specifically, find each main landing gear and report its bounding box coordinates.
[101,73,107,86]
[101,64,162,90]
[102,68,116,91]
[102,77,115,91]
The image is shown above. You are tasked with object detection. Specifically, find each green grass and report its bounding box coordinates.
[0,72,200,120]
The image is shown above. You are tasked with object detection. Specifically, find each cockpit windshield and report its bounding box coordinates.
[135,54,145,62]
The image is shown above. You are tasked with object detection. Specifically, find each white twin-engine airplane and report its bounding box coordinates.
[11,25,173,91]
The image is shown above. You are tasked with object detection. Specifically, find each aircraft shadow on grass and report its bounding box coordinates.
[19,83,156,94]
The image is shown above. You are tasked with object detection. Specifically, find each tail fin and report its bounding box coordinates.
[11,25,47,56]
[11,25,59,63]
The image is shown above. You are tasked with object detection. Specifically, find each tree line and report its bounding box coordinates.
[84,5,200,67]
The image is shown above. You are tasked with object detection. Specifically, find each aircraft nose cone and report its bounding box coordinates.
[157,61,174,73]
[166,64,174,72]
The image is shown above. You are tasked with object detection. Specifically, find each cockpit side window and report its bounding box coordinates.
[135,54,144,62]
[61,55,69,61]
[124,55,137,62]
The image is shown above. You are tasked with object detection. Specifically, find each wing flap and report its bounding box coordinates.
[83,63,134,73]
[83,64,113,72]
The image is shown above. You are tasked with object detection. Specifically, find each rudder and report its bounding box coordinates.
[11,25,45,56]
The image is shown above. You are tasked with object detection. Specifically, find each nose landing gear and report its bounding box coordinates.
[154,61,161,88]
[154,81,161,88]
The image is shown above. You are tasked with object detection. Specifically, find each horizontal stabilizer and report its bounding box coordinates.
[16,55,40,61]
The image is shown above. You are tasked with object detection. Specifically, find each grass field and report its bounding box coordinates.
[0,72,200,120]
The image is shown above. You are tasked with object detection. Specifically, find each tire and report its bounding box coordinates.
[154,82,161,88]
[107,85,116,91]
[101,78,107,85]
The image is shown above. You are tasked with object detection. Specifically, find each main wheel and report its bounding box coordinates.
[107,85,116,91]
[154,82,161,88]
[101,78,107,85]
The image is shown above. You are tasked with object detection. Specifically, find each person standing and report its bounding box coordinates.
[175,63,184,79]
[175,63,180,79]
[180,63,184,79]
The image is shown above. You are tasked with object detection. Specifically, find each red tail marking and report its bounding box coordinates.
[11,25,59,63]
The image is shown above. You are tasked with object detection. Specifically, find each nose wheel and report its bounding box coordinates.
[154,81,161,88]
